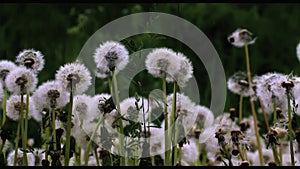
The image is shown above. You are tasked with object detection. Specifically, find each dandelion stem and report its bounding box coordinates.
[271,143,281,165]
[13,121,20,166]
[20,93,28,166]
[51,108,57,151]
[239,94,243,123]
[2,87,7,127]
[23,92,30,165]
[84,114,103,165]
[44,117,50,161]
[162,75,171,166]
[178,147,182,166]
[170,83,177,166]
[64,84,73,166]
[94,148,100,166]
[244,43,264,165]
[111,70,125,166]
[258,97,270,131]
[287,93,295,166]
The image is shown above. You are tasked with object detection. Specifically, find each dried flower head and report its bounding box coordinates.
[16,49,45,73]
[228,28,256,47]
[227,71,255,97]
[145,48,180,82]
[173,52,194,88]
[0,60,17,86]
[5,66,38,94]
[55,63,92,94]
[93,41,129,78]
[6,94,36,121]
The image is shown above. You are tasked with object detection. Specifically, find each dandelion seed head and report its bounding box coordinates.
[173,52,193,88]
[93,41,129,78]
[192,105,214,131]
[16,49,45,73]
[297,42,300,62]
[180,138,199,166]
[227,71,254,97]
[55,63,92,95]
[0,60,17,86]
[93,93,112,113]
[120,97,149,125]
[73,94,99,123]
[5,66,37,94]
[228,28,256,47]
[255,72,289,114]
[6,94,36,121]
[145,48,179,82]
[7,149,36,166]
[33,80,69,111]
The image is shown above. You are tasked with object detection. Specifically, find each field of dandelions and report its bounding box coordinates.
[0,27,300,166]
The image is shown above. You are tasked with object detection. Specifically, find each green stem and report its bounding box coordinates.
[287,93,295,166]
[84,113,103,165]
[178,147,182,166]
[162,75,171,166]
[20,93,28,165]
[75,145,81,166]
[239,94,243,123]
[94,148,100,166]
[258,97,270,131]
[13,121,21,166]
[51,108,57,151]
[244,43,264,165]
[64,85,73,166]
[170,83,177,166]
[271,143,281,166]
[111,70,125,166]
[44,118,49,161]
[2,87,7,127]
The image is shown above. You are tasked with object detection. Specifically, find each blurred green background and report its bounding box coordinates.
[1,3,300,114]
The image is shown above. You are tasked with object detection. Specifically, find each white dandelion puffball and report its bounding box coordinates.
[0,60,17,86]
[194,105,214,129]
[7,149,36,166]
[297,42,300,62]
[0,82,3,103]
[145,48,180,82]
[5,66,38,94]
[120,97,150,125]
[173,52,194,88]
[228,28,256,47]
[93,93,112,113]
[55,63,92,95]
[73,94,98,122]
[93,41,129,78]
[6,94,36,121]
[255,72,289,114]
[16,49,45,73]
[33,80,69,110]
[227,71,254,97]
[180,138,199,166]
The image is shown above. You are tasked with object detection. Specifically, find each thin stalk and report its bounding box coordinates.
[177,147,182,166]
[271,143,281,166]
[287,93,295,166]
[13,121,21,166]
[239,94,243,123]
[94,148,100,166]
[170,83,177,166]
[75,145,81,166]
[2,87,7,126]
[244,43,264,165]
[44,118,50,162]
[279,142,283,164]
[111,70,125,166]
[162,75,171,166]
[84,114,103,165]
[237,145,245,161]
[258,97,270,131]
[107,77,113,97]
[64,84,73,166]
[51,108,57,151]
[23,92,30,166]
[20,93,28,165]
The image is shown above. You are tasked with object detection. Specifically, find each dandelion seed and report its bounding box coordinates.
[227,71,255,97]
[16,49,45,73]
[55,63,92,95]
[5,66,37,94]
[145,48,180,82]
[228,28,256,47]
[173,52,193,88]
[0,60,17,86]
[6,94,36,121]
[7,148,36,166]
[93,41,129,78]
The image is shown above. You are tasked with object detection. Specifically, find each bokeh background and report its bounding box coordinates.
[1,3,300,115]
